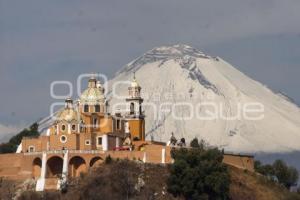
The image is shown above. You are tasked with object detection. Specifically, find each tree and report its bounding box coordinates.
[254,159,299,189]
[190,138,200,148]
[273,160,299,189]
[0,123,39,154]
[168,147,230,200]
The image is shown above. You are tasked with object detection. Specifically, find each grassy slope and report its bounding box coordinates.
[229,166,300,200]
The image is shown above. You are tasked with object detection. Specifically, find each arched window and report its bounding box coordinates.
[116,119,121,130]
[93,117,98,128]
[95,104,100,112]
[130,103,135,115]
[61,124,66,132]
[71,124,76,132]
[84,105,89,112]
[80,123,85,133]
[139,104,142,115]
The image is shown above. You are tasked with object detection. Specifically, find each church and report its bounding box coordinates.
[21,75,145,153]
[0,74,254,191]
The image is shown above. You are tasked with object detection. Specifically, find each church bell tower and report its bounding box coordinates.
[126,73,145,141]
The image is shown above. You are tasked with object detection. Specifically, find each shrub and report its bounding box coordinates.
[105,155,113,164]
[190,138,200,148]
[167,147,230,200]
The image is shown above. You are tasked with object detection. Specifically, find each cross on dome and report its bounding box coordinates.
[131,72,140,88]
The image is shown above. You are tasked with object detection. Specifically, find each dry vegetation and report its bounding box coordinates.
[0,178,18,200]
[16,160,182,200]
[229,166,300,200]
[1,160,300,200]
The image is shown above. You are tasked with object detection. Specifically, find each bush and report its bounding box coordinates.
[105,155,113,164]
[168,147,230,200]
[190,138,200,148]
[255,159,299,189]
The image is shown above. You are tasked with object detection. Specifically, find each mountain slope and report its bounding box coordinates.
[108,44,300,153]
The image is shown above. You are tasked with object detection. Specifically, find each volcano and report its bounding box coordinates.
[107,44,300,153]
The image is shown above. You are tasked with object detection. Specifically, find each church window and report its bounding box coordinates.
[93,117,98,128]
[116,119,121,130]
[84,105,89,112]
[60,135,67,143]
[97,137,102,146]
[95,104,100,112]
[130,103,135,115]
[61,124,66,132]
[85,140,91,145]
[28,146,35,152]
[80,124,84,132]
[71,124,76,132]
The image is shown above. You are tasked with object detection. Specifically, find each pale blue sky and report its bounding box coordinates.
[0,0,299,130]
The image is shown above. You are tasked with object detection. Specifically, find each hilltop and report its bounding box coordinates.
[1,161,300,200]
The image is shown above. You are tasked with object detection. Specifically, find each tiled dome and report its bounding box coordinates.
[80,77,105,105]
[56,108,79,122]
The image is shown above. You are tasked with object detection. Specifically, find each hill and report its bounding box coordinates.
[1,161,299,200]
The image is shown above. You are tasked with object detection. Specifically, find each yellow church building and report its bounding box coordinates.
[21,75,145,154]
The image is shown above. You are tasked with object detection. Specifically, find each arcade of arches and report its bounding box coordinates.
[32,155,103,179]
[69,156,86,177]
[46,156,63,178]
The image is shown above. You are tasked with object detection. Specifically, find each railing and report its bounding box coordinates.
[23,135,40,139]
[24,149,105,156]
[68,150,104,154]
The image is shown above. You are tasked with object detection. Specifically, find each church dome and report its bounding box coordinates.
[131,78,140,88]
[130,73,141,88]
[56,98,80,122]
[80,77,105,105]
[57,108,79,122]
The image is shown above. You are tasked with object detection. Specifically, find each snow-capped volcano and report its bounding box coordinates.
[108,44,300,153]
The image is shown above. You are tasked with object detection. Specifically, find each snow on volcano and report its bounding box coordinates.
[108,44,300,153]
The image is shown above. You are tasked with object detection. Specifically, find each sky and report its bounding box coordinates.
[0,0,300,140]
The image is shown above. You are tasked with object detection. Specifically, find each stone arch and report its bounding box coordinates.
[69,156,87,177]
[32,157,42,179]
[89,156,103,167]
[46,156,63,178]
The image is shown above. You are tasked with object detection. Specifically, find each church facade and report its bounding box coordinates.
[21,75,145,153]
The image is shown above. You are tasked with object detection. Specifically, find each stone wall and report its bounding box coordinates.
[223,154,254,172]
[0,146,255,181]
